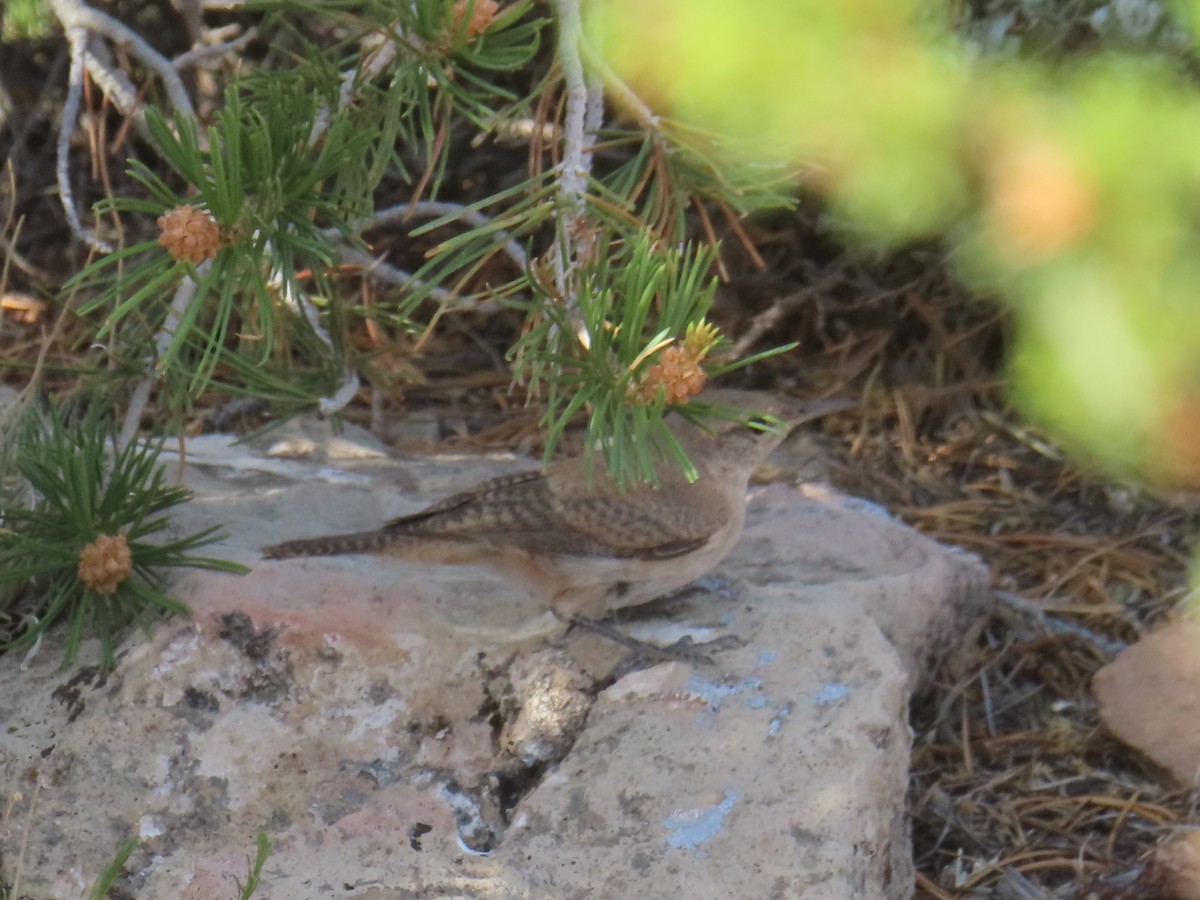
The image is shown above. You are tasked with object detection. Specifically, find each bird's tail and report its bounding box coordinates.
[261,529,400,559]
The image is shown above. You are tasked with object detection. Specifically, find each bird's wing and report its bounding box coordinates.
[390,470,546,521]
[381,470,609,555]
[548,470,731,558]
[382,465,729,559]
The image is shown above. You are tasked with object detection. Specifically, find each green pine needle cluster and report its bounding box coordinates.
[0,403,247,670]
[514,235,796,484]
[59,0,795,476]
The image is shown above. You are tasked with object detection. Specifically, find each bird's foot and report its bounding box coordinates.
[567,616,743,667]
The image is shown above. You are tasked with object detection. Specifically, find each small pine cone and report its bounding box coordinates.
[451,0,500,37]
[637,344,708,405]
[78,533,133,595]
[157,205,222,265]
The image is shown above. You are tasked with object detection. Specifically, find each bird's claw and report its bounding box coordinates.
[568,616,744,667]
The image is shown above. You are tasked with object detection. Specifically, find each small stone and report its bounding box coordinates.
[501,650,593,766]
[1094,618,1200,784]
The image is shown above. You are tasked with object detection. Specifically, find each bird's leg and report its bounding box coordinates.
[549,582,744,666]
[564,615,743,667]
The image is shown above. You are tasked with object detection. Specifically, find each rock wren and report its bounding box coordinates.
[262,390,849,622]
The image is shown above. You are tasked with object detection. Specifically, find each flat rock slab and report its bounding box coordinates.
[0,424,988,899]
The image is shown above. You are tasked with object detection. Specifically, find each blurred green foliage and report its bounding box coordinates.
[591,0,1200,487]
[1,0,52,40]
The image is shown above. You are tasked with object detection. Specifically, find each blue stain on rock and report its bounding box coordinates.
[663,789,741,851]
[692,575,735,599]
[768,704,791,737]
[814,682,850,706]
[841,497,894,520]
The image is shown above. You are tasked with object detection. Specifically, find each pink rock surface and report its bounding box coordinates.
[1094,618,1200,785]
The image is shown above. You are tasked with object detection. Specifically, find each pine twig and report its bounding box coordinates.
[56,27,111,252]
[49,0,199,250]
[50,0,195,117]
[550,0,602,323]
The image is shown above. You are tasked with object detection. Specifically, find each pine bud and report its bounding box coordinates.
[78,534,133,595]
[157,205,223,265]
[631,321,720,404]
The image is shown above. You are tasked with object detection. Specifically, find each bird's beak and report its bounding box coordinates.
[783,397,858,429]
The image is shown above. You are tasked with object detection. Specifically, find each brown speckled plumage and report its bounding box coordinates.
[261,391,851,619]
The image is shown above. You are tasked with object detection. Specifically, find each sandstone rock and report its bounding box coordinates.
[0,425,988,899]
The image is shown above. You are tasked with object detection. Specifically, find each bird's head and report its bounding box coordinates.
[669,389,854,480]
